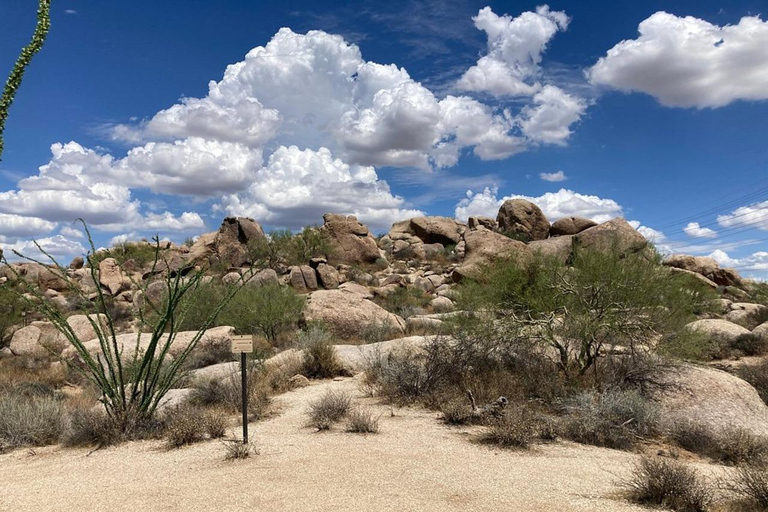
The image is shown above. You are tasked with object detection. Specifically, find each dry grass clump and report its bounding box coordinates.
[301,339,343,379]
[222,439,256,460]
[346,408,380,434]
[560,388,660,450]
[180,336,234,371]
[671,422,768,467]
[739,360,768,405]
[481,406,544,449]
[623,456,711,512]
[191,361,272,420]
[306,390,351,431]
[724,467,768,511]
[164,406,227,448]
[0,383,63,451]
[61,408,121,448]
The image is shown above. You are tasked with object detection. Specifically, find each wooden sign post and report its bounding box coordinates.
[231,338,253,444]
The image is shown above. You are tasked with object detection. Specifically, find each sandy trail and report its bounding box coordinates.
[1,377,647,512]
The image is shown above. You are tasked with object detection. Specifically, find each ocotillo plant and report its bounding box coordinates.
[1,221,248,434]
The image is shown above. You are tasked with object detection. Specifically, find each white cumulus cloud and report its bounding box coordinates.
[458,5,570,97]
[539,170,567,182]
[717,200,768,231]
[588,12,768,108]
[684,222,718,238]
[454,186,624,223]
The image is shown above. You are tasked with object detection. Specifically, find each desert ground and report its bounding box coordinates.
[1,376,660,512]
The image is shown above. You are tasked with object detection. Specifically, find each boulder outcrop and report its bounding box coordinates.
[322,214,380,264]
[496,199,550,241]
[304,288,405,339]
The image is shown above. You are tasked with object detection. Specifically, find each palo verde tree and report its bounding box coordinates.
[1,221,249,434]
[0,0,52,161]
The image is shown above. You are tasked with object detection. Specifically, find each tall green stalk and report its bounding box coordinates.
[0,0,52,162]
[2,220,249,432]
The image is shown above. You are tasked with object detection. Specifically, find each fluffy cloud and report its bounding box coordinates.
[1,235,86,261]
[709,249,768,276]
[0,213,56,237]
[588,12,768,108]
[519,85,586,144]
[717,201,768,230]
[539,170,566,182]
[219,145,422,232]
[458,5,569,96]
[454,186,623,223]
[0,142,205,232]
[684,222,718,238]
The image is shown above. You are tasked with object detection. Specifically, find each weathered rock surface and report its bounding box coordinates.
[664,254,744,289]
[409,216,463,245]
[550,216,597,236]
[304,289,405,339]
[685,319,751,344]
[754,322,768,340]
[496,199,550,241]
[573,218,647,255]
[99,258,127,295]
[322,214,380,264]
[650,364,768,438]
[9,322,66,357]
[527,235,574,264]
[453,228,530,281]
[215,217,265,268]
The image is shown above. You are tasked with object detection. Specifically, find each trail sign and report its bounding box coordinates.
[231,337,253,444]
[231,338,253,353]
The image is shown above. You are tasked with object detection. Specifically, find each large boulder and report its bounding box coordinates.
[321,214,380,264]
[98,258,127,296]
[453,228,530,281]
[754,322,768,340]
[550,216,597,237]
[214,217,265,268]
[185,232,217,263]
[527,235,574,264]
[408,216,463,246]
[9,322,66,357]
[496,199,550,241]
[685,319,751,345]
[663,254,744,288]
[304,289,406,340]
[572,218,647,255]
[66,314,108,343]
[63,326,235,362]
[650,364,768,438]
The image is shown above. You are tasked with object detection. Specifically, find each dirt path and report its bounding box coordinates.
[0,377,648,512]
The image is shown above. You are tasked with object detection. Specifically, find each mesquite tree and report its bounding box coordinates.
[0,0,52,161]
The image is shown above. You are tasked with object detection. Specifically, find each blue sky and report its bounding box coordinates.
[0,0,767,278]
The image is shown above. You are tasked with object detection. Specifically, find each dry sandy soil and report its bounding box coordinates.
[1,377,654,512]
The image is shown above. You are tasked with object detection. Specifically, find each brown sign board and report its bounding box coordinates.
[231,338,253,353]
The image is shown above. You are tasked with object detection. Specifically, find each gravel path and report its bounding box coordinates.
[0,377,648,512]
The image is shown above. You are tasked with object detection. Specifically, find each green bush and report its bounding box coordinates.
[0,283,24,348]
[247,227,333,269]
[373,286,431,319]
[623,456,711,512]
[457,246,713,377]
[302,339,343,379]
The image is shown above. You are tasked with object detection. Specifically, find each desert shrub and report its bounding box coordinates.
[671,422,768,466]
[223,439,255,460]
[247,227,333,269]
[295,322,332,348]
[302,339,343,379]
[191,360,271,419]
[163,406,227,448]
[61,408,121,447]
[561,388,660,449]
[481,406,549,449]
[0,384,63,450]
[346,408,380,434]
[623,456,711,512]
[373,286,431,319]
[731,333,768,357]
[743,308,768,331]
[458,246,713,377]
[441,399,476,425]
[360,320,400,343]
[364,347,434,404]
[658,328,722,361]
[739,361,768,405]
[180,337,234,371]
[725,467,768,511]
[0,283,24,348]
[306,390,351,430]
[89,241,161,269]
[4,227,245,436]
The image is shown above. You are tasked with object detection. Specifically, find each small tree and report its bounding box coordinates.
[2,222,247,434]
[231,283,305,344]
[458,244,713,379]
[0,284,24,348]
